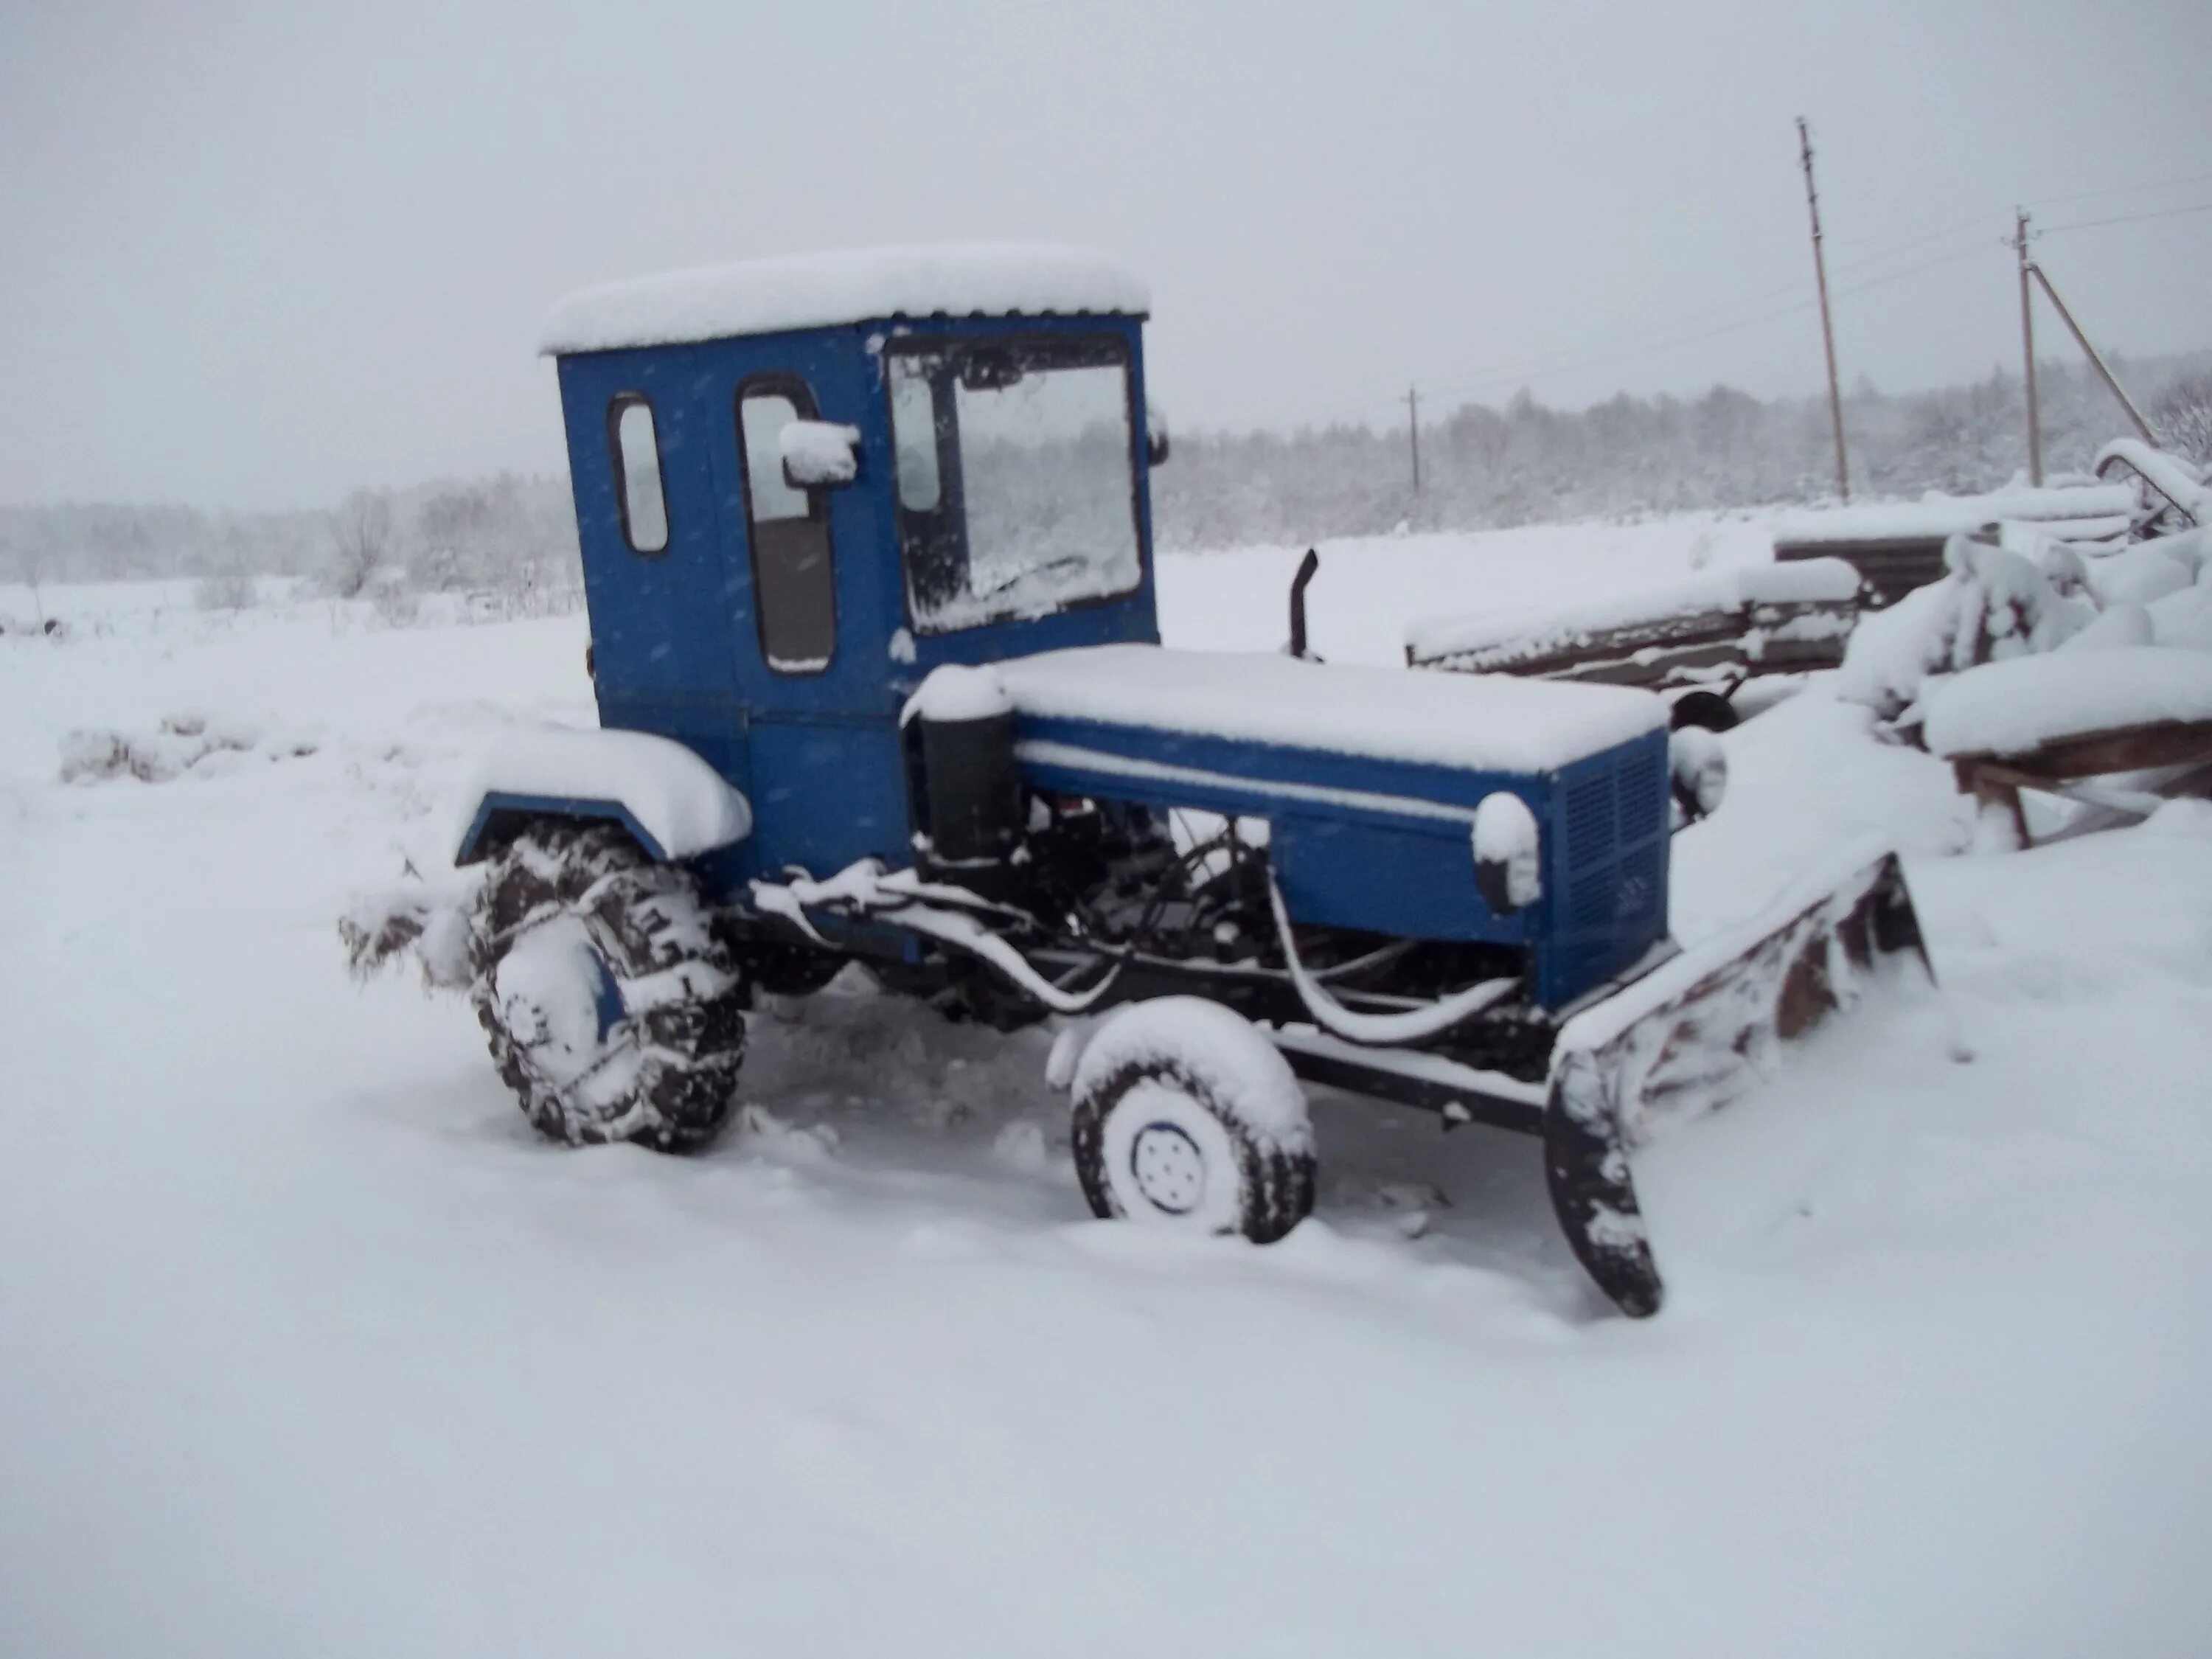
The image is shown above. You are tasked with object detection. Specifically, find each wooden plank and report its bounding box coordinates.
[1425,597,1854,689]
[1776,536,1948,606]
[1954,720,2212,781]
[1951,722,2212,849]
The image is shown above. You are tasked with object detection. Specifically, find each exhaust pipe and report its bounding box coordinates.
[1287,548,1321,660]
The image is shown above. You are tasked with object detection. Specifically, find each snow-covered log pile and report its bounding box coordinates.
[1405,557,1862,685]
[1770,482,2138,550]
[1921,647,2212,760]
[1838,506,2212,756]
[1772,481,2137,606]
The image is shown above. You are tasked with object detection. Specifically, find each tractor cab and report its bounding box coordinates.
[540,243,1163,882]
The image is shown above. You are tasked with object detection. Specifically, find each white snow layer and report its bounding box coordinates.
[10,523,2212,1659]
[540,243,1150,355]
[1771,482,2136,545]
[1407,554,1860,662]
[2084,543,2195,609]
[1921,647,2212,758]
[998,644,1666,772]
[453,723,754,860]
[901,662,1015,726]
[776,419,861,487]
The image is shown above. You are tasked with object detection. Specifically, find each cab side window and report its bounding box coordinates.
[737,378,838,674]
[608,394,669,555]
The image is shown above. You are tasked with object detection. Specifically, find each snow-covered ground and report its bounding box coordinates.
[4,518,2210,1658]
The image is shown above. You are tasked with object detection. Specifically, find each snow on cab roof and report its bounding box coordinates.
[540,243,1150,356]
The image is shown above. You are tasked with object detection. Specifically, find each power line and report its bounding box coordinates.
[1415,218,2005,408]
[1830,240,1995,298]
[2025,170,2212,211]
[1825,214,1993,277]
[2039,200,2212,237]
[1388,190,2205,425]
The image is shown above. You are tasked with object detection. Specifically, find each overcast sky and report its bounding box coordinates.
[4,0,2207,510]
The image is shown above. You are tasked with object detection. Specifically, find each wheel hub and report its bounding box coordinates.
[1128,1121,1207,1214]
[493,915,624,1083]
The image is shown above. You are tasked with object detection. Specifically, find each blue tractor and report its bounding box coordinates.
[362,244,1927,1316]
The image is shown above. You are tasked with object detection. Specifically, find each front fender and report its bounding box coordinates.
[451,725,752,867]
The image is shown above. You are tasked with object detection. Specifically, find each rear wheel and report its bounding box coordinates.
[470,822,745,1151]
[1069,998,1315,1242]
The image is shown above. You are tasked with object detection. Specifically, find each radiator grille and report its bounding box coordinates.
[1563,774,1614,863]
[1548,733,1670,1004]
[1618,743,1666,841]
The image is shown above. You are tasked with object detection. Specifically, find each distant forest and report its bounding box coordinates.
[4,352,2207,606]
[1150,352,2212,546]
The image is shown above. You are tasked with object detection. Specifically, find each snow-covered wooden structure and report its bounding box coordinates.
[1772,484,2136,607]
[1405,557,1864,727]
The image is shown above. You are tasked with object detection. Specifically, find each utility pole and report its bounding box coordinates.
[2011,209,2042,485]
[1405,385,1422,498]
[1796,117,1851,503]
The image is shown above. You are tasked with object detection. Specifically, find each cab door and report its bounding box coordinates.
[561,351,750,798]
[724,368,910,877]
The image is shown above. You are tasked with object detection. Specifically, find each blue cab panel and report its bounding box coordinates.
[556,313,1159,887]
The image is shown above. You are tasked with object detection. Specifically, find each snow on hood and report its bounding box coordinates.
[997,644,1665,774]
[540,243,1150,355]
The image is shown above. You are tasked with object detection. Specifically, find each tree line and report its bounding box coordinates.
[1151,352,2212,546]
[3,353,2206,609]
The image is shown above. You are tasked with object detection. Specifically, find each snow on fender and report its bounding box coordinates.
[452,723,754,866]
[1669,728,1728,820]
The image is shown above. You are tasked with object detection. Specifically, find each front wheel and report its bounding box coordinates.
[470,822,746,1151]
[1069,998,1316,1242]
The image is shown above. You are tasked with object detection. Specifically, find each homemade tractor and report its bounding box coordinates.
[349,245,1928,1316]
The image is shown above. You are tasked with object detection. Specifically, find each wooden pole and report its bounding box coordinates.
[2026,261,2159,445]
[1405,385,1422,498]
[2012,209,2042,485]
[1797,117,1851,502]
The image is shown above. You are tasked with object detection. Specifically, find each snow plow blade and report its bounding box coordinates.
[1545,844,1932,1318]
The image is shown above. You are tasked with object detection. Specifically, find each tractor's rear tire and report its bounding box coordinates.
[470,822,745,1152]
[1069,998,1315,1242]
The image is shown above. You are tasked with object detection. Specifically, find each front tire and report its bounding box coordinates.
[470,822,745,1151]
[1070,998,1315,1242]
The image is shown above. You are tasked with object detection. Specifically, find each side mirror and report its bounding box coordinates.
[780,420,862,490]
[1146,400,1170,467]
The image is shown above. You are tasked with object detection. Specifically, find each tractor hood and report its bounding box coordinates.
[988,644,1665,776]
[940,644,1674,993]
